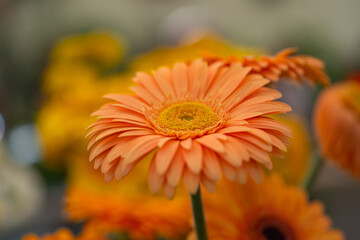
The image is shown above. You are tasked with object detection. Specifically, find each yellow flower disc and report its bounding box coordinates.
[158,102,219,132]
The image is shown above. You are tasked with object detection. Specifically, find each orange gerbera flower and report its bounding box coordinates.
[87,58,293,198]
[314,78,360,178]
[207,48,329,84]
[67,186,190,239]
[188,174,344,240]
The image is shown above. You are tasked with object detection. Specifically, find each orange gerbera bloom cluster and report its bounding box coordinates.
[87,58,293,198]
[188,174,344,240]
[314,77,360,178]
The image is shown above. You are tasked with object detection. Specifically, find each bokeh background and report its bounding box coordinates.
[0,0,359,239]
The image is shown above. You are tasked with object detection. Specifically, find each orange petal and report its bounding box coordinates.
[220,160,237,181]
[239,140,273,169]
[183,168,200,194]
[182,140,203,174]
[154,140,180,175]
[103,94,147,111]
[152,67,175,97]
[166,149,185,187]
[244,161,262,183]
[236,167,247,184]
[180,138,192,150]
[172,62,189,96]
[203,148,222,181]
[163,182,176,199]
[133,72,164,100]
[149,159,165,194]
[221,136,249,167]
[123,135,162,165]
[196,134,225,153]
[216,65,252,102]
[201,175,216,193]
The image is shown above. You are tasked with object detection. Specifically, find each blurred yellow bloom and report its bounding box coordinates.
[37,73,133,167]
[269,114,312,185]
[51,30,125,67]
[129,36,263,73]
[42,62,98,96]
[37,30,130,167]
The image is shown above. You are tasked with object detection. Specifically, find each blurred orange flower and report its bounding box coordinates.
[65,154,191,240]
[22,226,112,240]
[22,229,76,240]
[87,59,292,198]
[67,186,190,240]
[188,174,344,240]
[314,78,360,178]
[207,48,329,84]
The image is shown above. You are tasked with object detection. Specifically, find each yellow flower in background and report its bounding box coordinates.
[269,114,312,185]
[51,30,125,67]
[129,36,263,73]
[43,31,126,96]
[37,30,130,167]
[188,174,344,240]
[37,73,133,167]
[41,62,98,96]
[314,78,360,178]
[65,154,191,240]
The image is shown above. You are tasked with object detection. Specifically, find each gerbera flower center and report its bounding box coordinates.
[262,226,286,240]
[253,216,297,240]
[146,99,228,139]
[158,102,218,131]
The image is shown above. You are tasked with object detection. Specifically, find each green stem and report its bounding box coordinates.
[302,150,323,192]
[190,188,208,240]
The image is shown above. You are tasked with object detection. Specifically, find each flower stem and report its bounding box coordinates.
[190,188,208,240]
[302,150,323,192]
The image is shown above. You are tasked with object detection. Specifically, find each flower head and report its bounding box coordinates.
[188,174,344,240]
[87,58,292,198]
[314,78,360,178]
[206,48,329,84]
